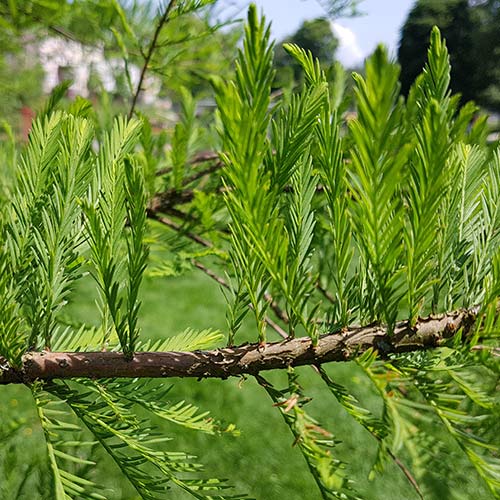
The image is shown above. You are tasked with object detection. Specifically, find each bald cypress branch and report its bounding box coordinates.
[0,309,478,384]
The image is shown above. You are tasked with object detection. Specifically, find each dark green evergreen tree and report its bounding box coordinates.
[274,17,338,88]
[472,0,500,110]
[398,0,478,103]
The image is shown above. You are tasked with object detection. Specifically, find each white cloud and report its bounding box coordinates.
[331,22,364,68]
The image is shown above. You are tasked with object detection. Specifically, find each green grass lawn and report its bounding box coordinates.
[0,269,489,499]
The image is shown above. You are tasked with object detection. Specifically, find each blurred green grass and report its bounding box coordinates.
[0,269,489,499]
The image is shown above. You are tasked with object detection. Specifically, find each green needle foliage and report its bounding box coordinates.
[259,370,362,500]
[4,112,94,357]
[83,117,147,356]
[0,105,242,497]
[348,45,407,331]
[33,384,106,500]
[170,88,198,189]
[1,3,500,499]
[214,4,276,344]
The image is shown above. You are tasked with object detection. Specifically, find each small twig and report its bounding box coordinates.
[192,259,225,284]
[150,188,197,210]
[192,260,288,340]
[156,151,221,177]
[45,23,81,44]
[150,217,288,338]
[161,206,198,223]
[387,449,425,500]
[315,280,336,304]
[3,5,84,45]
[150,211,290,327]
[264,293,289,324]
[155,166,174,177]
[150,185,229,213]
[182,161,223,186]
[149,212,213,249]
[471,344,500,357]
[129,0,177,119]
[190,151,220,164]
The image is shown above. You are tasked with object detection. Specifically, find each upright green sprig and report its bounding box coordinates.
[348,46,407,330]
[83,116,145,357]
[264,80,327,339]
[0,121,17,205]
[406,30,500,313]
[266,84,327,191]
[5,113,93,350]
[7,113,62,279]
[214,4,275,344]
[405,102,450,321]
[0,251,24,366]
[468,151,500,305]
[405,27,454,322]
[32,116,94,347]
[284,43,354,328]
[282,153,319,336]
[124,158,149,354]
[315,107,354,327]
[170,87,197,188]
[439,144,488,309]
[217,17,330,342]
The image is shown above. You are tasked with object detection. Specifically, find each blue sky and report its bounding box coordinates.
[219,0,415,67]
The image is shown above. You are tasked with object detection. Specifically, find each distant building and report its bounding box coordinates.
[34,37,162,105]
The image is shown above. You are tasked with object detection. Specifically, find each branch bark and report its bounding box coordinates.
[155,151,221,177]
[0,309,477,385]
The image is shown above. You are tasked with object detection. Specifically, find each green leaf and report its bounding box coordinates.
[215,4,275,343]
[50,379,249,500]
[82,116,143,356]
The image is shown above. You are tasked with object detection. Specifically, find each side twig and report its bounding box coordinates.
[128,0,177,119]
[156,151,221,177]
[149,212,289,325]
[192,260,288,340]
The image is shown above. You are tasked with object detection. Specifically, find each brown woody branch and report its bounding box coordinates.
[0,310,477,385]
[150,188,198,210]
[149,212,214,248]
[182,162,223,186]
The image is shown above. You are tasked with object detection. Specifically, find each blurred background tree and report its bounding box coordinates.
[472,0,500,111]
[398,0,500,112]
[0,0,131,132]
[315,0,364,18]
[273,17,338,88]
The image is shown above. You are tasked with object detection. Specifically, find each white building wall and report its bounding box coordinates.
[35,37,161,103]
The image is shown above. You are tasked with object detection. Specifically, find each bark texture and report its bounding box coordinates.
[0,310,477,384]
